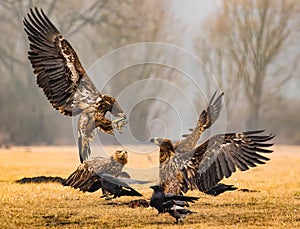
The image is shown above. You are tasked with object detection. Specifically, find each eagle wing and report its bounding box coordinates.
[175,91,223,154]
[23,8,100,116]
[62,156,113,191]
[181,130,274,192]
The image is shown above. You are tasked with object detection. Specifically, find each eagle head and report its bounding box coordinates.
[150,138,175,163]
[113,150,128,165]
[98,94,126,118]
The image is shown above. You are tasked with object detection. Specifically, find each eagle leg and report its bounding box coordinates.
[112,118,127,133]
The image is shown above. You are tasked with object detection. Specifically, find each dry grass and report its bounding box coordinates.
[0,145,299,228]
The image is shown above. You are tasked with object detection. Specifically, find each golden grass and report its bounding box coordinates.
[0,145,299,228]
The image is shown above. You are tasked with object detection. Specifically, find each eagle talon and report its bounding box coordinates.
[112,118,127,133]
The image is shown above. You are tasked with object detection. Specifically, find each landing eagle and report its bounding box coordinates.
[151,92,274,194]
[23,8,127,162]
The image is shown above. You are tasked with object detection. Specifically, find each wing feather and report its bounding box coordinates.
[175,92,224,154]
[181,130,274,192]
[23,8,100,116]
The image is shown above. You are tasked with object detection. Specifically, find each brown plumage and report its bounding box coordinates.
[63,150,128,192]
[23,8,127,162]
[151,130,274,194]
[175,91,224,154]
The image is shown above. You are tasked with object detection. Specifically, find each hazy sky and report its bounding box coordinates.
[170,0,299,98]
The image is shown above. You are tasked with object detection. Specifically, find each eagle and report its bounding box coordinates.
[23,8,127,163]
[151,130,274,195]
[62,150,148,199]
[150,185,199,223]
[150,92,274,194]
[63,150,128,193]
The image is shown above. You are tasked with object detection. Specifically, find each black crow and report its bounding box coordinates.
[150,185,198,223]
[98,174,147,199]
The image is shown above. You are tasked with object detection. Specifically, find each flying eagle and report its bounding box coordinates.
[63,150,128,193]
[23,8,127,162]
[151,130,274,195]
[150,185,199,223]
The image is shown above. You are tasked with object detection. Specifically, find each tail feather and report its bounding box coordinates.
[204,183,237,196]
[118,187,143,197]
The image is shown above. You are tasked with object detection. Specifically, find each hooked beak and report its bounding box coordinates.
[111,101,126,118]
[150,138,160,145]
[120,150,127,157]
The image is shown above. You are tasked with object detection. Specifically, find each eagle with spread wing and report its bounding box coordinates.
[23,8,127,162]
[63,150,147,199]
[151,93,274,194]
[63,150,128,192]
[151,130,274,194]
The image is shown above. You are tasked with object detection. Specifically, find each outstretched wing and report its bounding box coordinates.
[100,174,143,197]
[23,8,100,116]
[164,193,199,203]
[175,91,224,154]
[63,156,112,192]
[181,130,274,192]
[101,174,151,185]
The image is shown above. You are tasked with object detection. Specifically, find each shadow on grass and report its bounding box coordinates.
[15,176,65,184]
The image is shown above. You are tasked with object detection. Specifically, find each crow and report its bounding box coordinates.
[150,185,198,223]
[98,174,147,200]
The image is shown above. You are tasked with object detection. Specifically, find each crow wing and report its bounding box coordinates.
[164,193,199,203]
[100,174,143,197]
[175,91,223,154]
[181,130,274,192]
[23,8,100,116]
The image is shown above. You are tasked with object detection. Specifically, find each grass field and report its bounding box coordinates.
[0,145,299,228]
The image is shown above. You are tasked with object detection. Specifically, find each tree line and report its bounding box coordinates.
[0,0,299,146]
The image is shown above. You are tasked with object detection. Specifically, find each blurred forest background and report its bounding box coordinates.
[0,0,299,146]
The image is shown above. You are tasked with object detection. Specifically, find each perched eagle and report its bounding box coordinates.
[150,185,198,223]
[23,8,127,162]
[63,150,128,193]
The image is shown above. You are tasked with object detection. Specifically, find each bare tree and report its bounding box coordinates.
[0,0,178,145]
[196,0,299,129]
